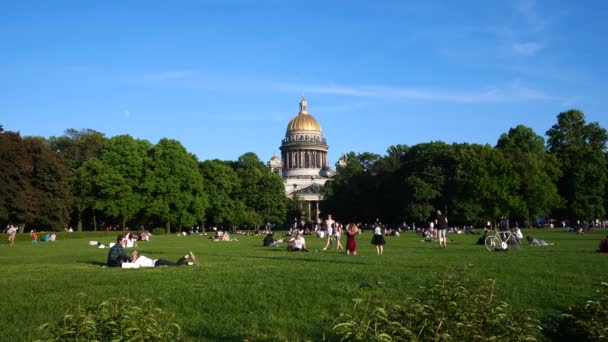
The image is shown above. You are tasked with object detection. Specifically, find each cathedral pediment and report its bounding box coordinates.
[293,183,324,195]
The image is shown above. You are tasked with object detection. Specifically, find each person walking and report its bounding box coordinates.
[335,223,344,250]
[435,209,448,248]
[372,224,385,255]
[322,214,335,250]
[7,225,17,247]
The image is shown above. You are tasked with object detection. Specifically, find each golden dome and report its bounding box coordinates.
[286,97,322,133]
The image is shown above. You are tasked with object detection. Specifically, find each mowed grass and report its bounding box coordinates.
[1,229,607,341]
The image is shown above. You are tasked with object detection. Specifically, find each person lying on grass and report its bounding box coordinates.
[526,236,557,246]
[130,250,198,267]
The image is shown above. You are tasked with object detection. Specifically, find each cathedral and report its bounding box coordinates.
[268,97,346,223]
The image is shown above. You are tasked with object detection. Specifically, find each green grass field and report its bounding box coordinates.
[1,229,607,341]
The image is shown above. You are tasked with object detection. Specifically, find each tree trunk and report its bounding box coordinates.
[18,223,26,234]
[92,210,97,231]
[77,210,83,232]
[165,221,171,234]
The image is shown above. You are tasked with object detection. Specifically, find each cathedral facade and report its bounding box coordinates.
[268,97,346,223]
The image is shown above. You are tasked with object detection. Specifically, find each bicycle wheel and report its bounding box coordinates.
[485,235,500,251]
[510,237,522,249]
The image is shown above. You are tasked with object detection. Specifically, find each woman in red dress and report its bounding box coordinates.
[346,224,359,255]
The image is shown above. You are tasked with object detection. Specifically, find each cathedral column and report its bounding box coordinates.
[308,201,311,221]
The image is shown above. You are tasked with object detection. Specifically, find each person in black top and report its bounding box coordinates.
[435,209,448,248]
[263,233,278,247]
[107,234,131,267]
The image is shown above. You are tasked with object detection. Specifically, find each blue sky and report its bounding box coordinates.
[1,0,607,165]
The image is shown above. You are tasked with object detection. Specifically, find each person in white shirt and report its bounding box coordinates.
[322,214,335,250]
[130,250,198,267]
[372,224,385,255]
[7,225,17,247]
[288,233,308,252]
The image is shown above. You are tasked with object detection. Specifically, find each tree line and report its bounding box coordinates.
[321,109,607,227]
[0,126,287,232]
[0,109,606,232]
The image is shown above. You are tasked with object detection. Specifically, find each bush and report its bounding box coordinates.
[152,227,166,236]
[549,282,608,341]
[333,268,542,341]
[37,294,184,341]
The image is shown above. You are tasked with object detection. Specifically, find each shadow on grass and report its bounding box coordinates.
[81,260,108,267]
[205,253,367,265]
[185,325,330,342]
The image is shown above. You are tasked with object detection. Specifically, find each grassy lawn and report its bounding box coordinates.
[1,229,607,341]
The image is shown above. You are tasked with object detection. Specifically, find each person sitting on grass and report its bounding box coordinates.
[526,236,557,246]
[288,233,308,252]
[263,233,278,247]
[599,235,608,253]
[107,234,131,267]
[130,250,198,267]
[477,231,490,245]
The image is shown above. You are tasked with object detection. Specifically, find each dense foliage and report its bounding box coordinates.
[323,110,606,226]
[333,270,543,341]
[1,108,606,230]
[551,282,608,341]
[0,127,70,232]
[37,294,183,341]
[0,125,286,231]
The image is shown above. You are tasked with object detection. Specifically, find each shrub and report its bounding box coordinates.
[37,294,184,341]
[550,282,608,341]
[152,227,166,236]
[333,268,542,341]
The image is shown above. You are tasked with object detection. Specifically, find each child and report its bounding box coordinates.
[30,229,38,245]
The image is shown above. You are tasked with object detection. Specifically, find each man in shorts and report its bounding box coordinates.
[7,225,17,247]
[435,209,448,248]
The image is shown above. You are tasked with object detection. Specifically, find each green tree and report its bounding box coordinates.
[322,152,382,222]
[144,139,207,233]
[94,135,151,229]
[452,143,521,225]
[200,159,242,227]
[497,125,562,227]
[49,129,106,231]
[547,110,608,222]
[399,142,455,223]
[0,126,30,227]
[0,127,70,231]
[235,152,287,226]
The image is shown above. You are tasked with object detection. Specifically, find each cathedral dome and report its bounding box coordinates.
[286,97,322,133]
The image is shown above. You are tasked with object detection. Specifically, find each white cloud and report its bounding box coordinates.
[512,42,544,55]
[137,70,551,103]
[296,82,551,103]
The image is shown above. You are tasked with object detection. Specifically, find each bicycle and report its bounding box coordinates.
[484,229,522,251]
